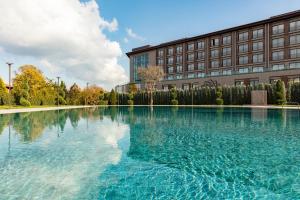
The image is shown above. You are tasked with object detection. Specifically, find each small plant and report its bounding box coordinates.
[215,87,223,105]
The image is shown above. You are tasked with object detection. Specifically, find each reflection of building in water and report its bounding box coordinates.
[251,108,268,122]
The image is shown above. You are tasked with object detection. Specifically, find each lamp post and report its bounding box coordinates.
[85,82,89,106]
[6,62,13,106]
[57,76,60,106]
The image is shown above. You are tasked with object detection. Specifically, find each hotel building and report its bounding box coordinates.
[126,10,300,90]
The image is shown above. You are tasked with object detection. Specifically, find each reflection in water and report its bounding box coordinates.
[0,107,299,199]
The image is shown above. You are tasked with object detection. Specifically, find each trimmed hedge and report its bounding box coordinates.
[117,82,300,105]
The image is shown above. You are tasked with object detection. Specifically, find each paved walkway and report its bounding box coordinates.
[0,105,99,115]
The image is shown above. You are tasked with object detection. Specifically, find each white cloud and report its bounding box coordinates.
[126,28,145,41]
[124,37,129,43]
[0,0,128,89]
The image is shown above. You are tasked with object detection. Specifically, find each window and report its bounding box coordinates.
[197,72,205,78]
[197,41,205,49]
[176,45,183,54]
[167,57,174,64]
[168,66,174,73]
[239,32,248,41]
[197,51,205,60]
[158,58,164,66]
[290,35,300,45]
[158,49,164,57]
[211,49,219,58]
[188,63,194,71]
[168,48,174,55]
[290,49,300,58]
[223,69,232,75]
[177,65,183,72]
[239,67,249,73]
[289,62,300,69]
[163,85,169,91]
[167,75,174,80]
[239,56,248,64]
[253,66,264,73]
[289,77,300,84]
[272,51,284,60]
[239,44,248,53]
[211,38,219,46]
[197,62,205,70]
[176,55,183,63]
[290,20,300,32]
[272,24,284,35]
[250,80,259,86]
[223,58,231,67]
[253,29,264,39]
[211,60,219,68]
[183,84,189,90]
[187,53,195,61]
[187,43,195,51]
[176,74,183,79]
[188,73,195,79]
[253,41,263,51]
[222,47,231,56]
[235,80,245,86]
[272,64,285,70]
[133,53,149,82]
[272,38,284,48]
[270,79,281,84]
[223,35,231,45]
[211,71,220,76]
[253,54,264,63]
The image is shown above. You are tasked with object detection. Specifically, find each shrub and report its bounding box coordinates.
[215,87,223,105]
[171,99,178,105]
[275,80,286,105]
[20,97,31,106]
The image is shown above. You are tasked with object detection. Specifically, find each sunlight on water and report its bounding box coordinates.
[0,107,299,199]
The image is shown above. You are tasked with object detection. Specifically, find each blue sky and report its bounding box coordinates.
[0,0,300,89]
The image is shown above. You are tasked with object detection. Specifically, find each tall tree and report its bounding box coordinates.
[138,66,164,105]
[0,77,9,105]
[109,89,117,105]
[68,83,81,105]
[81,85,104,105]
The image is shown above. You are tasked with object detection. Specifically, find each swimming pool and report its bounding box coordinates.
[0,107,299,199]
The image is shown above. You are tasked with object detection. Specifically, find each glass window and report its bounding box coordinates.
[239,67,249,73]
[211,38,219,46]
[272,64,285,70]
[290,35,300,45]
[290,49,300,58]
[289,62,300,69]
[188,73,195,79]
[211,49,219,58]
[176,74,183,79]
[177,65,183,72]
[211,60,219,68]
[253,29,264,39]
[253,66,264,73]
[223,58,231,67]
[167,75,174,80]
[187,43,195,51]
[188,63,194,71]
[253,54,264,63]
[272,24,284,35]
[176,55,182,63]
[158,58,164,66]
[289,77,300,84]
[197,41,205,49]
[223,35,231,45]
[239,44,248,53]
[222,47,231,56]
[168,48,174,55]
[239,32,248,41]
[183,84,189,90]
[250,80,259,86]
[197,72,205,78]
[197,62,205,70]
[290,20,300,32]
[272,38,284,48]
[239,56,248,64]
[133,53,149,82]
[253,41,263,51]
[158,49,164,57]
[168,66,174,73]
[211,71,220,76]
[235,80,245,86]
[167,57,174,64]
[176,45,183,54]
[187,53,195,61]
[272,51,284,60]
[197,51,205,60]
[223,69,232,75]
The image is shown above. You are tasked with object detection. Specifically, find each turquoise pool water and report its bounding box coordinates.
[0,107,299,199]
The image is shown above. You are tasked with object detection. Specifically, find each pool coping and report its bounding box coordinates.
[0,104,299,115]
[0,105,99,115]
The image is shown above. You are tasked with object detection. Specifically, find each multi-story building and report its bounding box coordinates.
[126,10,300,90]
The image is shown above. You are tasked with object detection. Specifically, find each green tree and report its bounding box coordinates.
[0,78,9,105]
[275,80,286,105]
[67,83,81,105]
[109,89,117,105]
[170,87,178,105]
